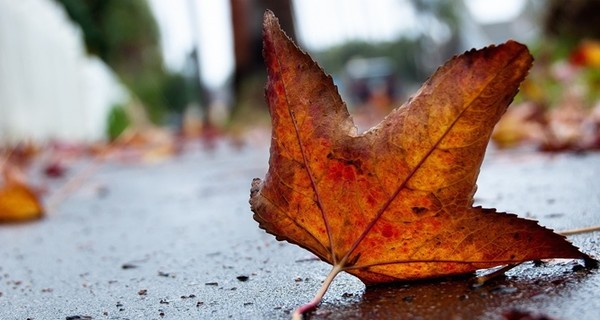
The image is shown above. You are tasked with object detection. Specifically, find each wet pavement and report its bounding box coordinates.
[0,140,599,319]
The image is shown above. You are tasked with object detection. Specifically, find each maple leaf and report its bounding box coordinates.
[250,11,592,318]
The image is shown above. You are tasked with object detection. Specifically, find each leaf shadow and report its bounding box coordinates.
[308,261,598,319]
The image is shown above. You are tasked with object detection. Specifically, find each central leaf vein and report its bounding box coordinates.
[273,51,337,263]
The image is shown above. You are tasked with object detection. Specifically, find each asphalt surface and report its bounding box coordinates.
[1,140,599,320]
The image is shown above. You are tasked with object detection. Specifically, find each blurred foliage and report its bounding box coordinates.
[106,104,130,140]
[538,0,600,62]
[313,0,461,86]
[524,40,600,109]
[55,0,195,123]
[412,0,460,31]
[492,0,600,151]
[163,72,195,114]
[544,0,600,45]
[315,40,423,84]
[518,0,600,110]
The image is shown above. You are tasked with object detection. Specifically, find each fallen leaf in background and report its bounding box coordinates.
[44,161,67,178]
[493,96,600,151]
[491,102,549,148]
[492,39,600,152]
[541,88,600,151]
[108,127,181,163]
[250,11,593,318]
[0,161,44,223]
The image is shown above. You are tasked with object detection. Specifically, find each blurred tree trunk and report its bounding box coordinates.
[229,0,296,122]
[545,0,600,40]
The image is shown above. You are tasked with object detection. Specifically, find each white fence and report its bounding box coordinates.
[0,0,129,143]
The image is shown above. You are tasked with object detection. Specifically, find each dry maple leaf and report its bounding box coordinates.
[250,11,592,318]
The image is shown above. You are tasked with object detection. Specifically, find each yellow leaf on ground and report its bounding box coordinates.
[0,181,44,223]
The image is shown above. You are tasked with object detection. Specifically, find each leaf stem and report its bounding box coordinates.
[474,263,519,286]
[559,226,600,236]
[292,264,343,320]
[289,110,337,264]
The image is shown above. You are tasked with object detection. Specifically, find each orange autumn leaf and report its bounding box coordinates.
[0,165,44,223]
[250,10,591,308]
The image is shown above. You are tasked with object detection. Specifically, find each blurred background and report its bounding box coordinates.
[2,3,600,316]
[1,0,599,150]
